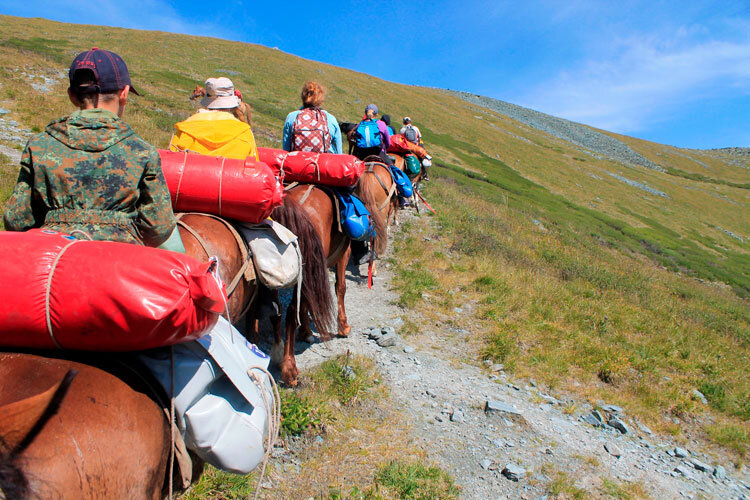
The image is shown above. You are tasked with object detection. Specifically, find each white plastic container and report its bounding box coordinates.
[141,317,274,474]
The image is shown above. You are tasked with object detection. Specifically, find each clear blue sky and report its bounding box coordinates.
[2,0,748,149]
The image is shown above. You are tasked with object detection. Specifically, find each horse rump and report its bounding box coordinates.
[270,197,335,338]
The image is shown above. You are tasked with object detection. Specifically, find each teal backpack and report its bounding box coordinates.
[404,154,421,176]
[356,120,382,149]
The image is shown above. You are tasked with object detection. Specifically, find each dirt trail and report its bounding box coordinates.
[268,210,749,500]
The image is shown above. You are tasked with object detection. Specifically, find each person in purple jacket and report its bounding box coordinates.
[352,104,392,165]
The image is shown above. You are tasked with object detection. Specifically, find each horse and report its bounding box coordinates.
[260,196,335,387]
[391,152,424,215]
[0,351,199,499]
[177,212,258,324]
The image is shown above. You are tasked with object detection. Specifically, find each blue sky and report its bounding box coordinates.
[2,0,749,148]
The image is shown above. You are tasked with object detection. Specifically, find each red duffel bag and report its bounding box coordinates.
[257,147,365,187]
[159,150,283,224]
[387,134,429,159]
[0,229,226,351]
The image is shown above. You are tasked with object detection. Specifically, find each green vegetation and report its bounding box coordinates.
[327,461,460,500]
[0,15,747,460]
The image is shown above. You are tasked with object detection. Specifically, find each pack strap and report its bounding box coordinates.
[175,213,255,297]
[363,162,397,211]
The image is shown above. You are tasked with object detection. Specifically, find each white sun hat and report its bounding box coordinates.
[201,77,241,109]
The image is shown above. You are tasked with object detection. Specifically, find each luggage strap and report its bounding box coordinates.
[278,152,322,182]
[363,162,397,211]
[175,213,255,297]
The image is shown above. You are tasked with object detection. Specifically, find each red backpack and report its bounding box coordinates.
[292,108,331,153]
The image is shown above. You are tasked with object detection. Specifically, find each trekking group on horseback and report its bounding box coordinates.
[0,47,434,499]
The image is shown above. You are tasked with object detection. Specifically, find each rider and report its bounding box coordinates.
[381,114,396,136]
[3,48,179,248]
[400,117,423,146]
[283,81,342,154]
[169,77,258,160]
[352,104,392,165]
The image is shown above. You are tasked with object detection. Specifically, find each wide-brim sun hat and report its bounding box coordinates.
[201,77,240,109]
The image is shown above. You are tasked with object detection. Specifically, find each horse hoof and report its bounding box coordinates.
[337,325,351,338]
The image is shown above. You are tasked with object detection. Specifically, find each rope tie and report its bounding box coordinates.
[45,240,80,348]
[173,152,188,209]
[248,365,281,500]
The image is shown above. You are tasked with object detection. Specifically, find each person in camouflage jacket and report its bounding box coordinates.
[3,48,176,247]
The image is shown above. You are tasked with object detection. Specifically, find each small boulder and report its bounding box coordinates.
[604,441,623,458]
[607,416,629,434]
[480,459,492,470]
[713,465,727,480]
[377,332,398,347]
[403,345,415,354]
[601,404,623,414]
[485,400,522,415]
[691,389,708,405]
[690,458,710,472]
[450,409,465,423]
[501,463,526,482]
[674,447,689,458]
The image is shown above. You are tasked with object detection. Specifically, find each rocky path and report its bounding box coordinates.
[278,212,749,500]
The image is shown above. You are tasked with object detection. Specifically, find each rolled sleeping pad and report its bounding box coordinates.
[387,134,429,160]
[0,229,226,351]
[257,147,365,187]
[159,150,284,224]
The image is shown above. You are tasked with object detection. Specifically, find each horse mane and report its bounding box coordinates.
[355,163,389,256]
[270,197,335,338]
[0,452,29,500]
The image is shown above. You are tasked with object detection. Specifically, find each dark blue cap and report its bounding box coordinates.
[69,48,140,95]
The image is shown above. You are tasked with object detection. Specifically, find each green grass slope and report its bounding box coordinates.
[0,15,747,457]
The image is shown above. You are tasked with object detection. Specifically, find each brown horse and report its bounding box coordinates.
[177,212,257,324]
[391,153,424,216]
[261,196,335,386]
[0,352,196,499]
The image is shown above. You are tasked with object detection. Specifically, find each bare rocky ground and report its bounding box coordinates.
[262,210,749,500]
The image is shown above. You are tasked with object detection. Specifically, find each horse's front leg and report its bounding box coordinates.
[281,301,300,386]
[335,241,352,337]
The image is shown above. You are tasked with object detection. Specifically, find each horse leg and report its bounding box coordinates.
[269,290,284,367]
[335,242,352,337]
[281,301,300,386]
[297,304,316,343]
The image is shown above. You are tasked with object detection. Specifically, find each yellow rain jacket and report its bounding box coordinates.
[169,110,258,160]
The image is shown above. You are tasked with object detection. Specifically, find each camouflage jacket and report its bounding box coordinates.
[3,109,176,246]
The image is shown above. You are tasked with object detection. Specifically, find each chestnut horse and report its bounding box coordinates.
[0,352,198,499]
[177,212,257,323]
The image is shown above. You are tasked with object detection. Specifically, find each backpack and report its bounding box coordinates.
[389,166,413,198]
[404,153,421,176]
[292,108,331,152]
[355,120,382,149]
[334,191,376,241]
[404,125,418,143]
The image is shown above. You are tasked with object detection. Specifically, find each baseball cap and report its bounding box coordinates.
[403,116,411,124]
[69,48,140,95]
[365,104,378,115]
[201,77,241,109]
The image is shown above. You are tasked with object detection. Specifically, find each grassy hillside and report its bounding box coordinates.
[0,15,747,459]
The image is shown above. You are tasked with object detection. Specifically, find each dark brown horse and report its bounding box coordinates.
[262,197,335,386]
[0,352,196,499]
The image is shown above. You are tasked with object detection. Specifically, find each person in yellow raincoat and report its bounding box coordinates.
[170,77,258,160]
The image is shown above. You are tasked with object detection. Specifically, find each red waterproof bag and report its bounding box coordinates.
[159,150,283,224]
[387,134,429,159]
[0,229,226,351]
[257,147,365,187]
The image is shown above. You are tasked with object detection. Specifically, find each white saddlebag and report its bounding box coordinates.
[238,219,301,290]
[140,317,276,474]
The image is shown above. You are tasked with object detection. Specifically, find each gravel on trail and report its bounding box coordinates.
[265,211,749,500]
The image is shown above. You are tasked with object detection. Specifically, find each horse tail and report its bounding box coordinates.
[0,369,77,499]
[271,197,335,338]
[356,168,389,256]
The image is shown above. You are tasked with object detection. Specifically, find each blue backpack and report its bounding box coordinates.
[356,120,382,149]
[334,191,376,241]
[389,166,413,198]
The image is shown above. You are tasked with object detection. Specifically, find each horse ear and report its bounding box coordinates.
[0,378,69,453]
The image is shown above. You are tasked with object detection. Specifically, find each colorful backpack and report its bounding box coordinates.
[292,108,331,153]
[404,153,421,176]
[334,191,376,241]
[355,120,382,149]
